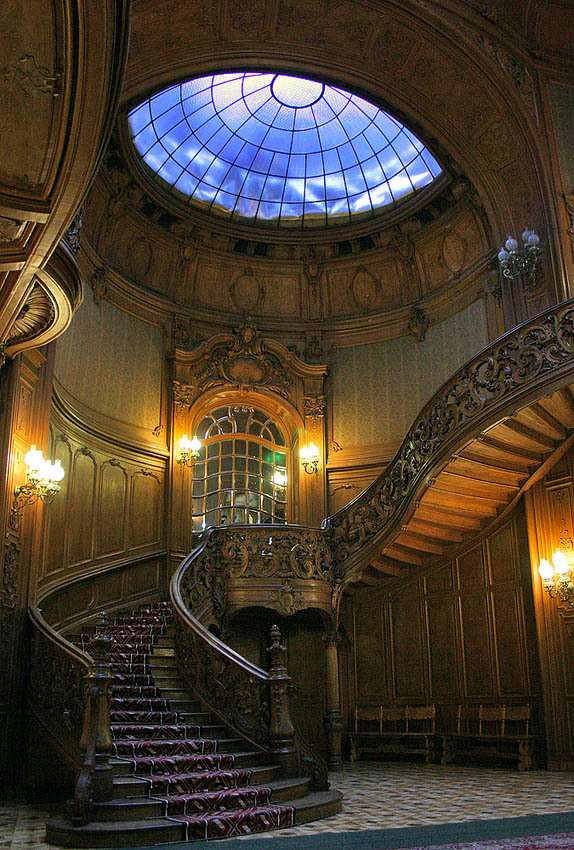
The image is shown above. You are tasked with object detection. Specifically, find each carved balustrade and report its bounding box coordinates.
[328,299,574,576]
[29,607,113,825]
[171,528,329,788]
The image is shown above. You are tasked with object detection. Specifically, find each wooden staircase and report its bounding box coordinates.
[47,603,341,847]
[358,383,574,584]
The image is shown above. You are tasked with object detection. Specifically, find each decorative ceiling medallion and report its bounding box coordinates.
[128,71,442,230]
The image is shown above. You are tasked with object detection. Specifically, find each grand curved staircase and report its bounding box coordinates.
[45,603,341,846]
[30,299,574,846]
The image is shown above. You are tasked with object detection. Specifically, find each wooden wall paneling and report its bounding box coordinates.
[130,469,163,550]
[424,571,460,702]
[287,623,328,755]
[67,449,97,566]
[456,544,496,700]
[339,510,538,754]
[38,554,167,632]
[44,432,72,575]
[389,584,427,702]
[0,346,55,792]
[487,522,529,698]
[98,460,129,557]
[125,557,162,599]
[353,592,387,704]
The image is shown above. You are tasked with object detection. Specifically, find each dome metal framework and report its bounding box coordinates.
[128,72,442,230]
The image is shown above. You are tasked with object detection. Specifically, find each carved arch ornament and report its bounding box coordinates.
[171,318,328,414]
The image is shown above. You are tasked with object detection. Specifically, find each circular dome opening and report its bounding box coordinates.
[128,71,442,230]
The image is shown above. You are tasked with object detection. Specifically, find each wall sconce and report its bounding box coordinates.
[538,550,574,608]
[13,445,65,515]
[497,228,541,289]
[300,442,319,474]
[176,434,201,467]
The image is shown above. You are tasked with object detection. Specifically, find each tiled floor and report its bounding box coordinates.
[1,762,574,848]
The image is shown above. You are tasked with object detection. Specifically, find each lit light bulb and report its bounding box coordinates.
[552,550,570,576]
[179,434,193,451]
[24,445,44,475]
[190,436,202,454]
[538,559,555,582]
[50,459,65,483]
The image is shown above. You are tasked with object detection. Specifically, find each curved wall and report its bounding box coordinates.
[331,297,489,449]
[54,295,164,429]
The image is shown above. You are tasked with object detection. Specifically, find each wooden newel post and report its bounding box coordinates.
[267,625,298,777]
[76,611,114,821]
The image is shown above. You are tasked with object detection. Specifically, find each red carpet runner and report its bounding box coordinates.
[76,602,294,841]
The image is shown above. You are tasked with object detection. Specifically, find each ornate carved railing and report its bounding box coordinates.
[29,607,113,824]
[328,298,574,575]
[171,526,329,789]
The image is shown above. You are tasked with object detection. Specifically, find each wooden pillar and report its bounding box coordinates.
[323,628,343,770]
[302,393,327,528]
[0,346,55,793]
[525,466,574,770]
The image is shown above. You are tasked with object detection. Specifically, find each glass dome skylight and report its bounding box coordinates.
[128,72,442,230]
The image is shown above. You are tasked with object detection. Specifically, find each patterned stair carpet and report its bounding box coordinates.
[75,602,294,841]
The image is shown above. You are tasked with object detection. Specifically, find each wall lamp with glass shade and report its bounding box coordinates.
[538,550,574,608]
[176,434,202,468]
[12,445,65,515]
[300,442,319,474]
[497,228,541,289]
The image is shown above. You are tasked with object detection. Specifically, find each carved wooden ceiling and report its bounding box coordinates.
[3,0,573,353]
[0,0,129,361]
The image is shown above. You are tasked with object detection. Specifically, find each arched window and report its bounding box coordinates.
[191,405,288,531]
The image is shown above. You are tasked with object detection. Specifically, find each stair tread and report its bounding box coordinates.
[49,602,338,845]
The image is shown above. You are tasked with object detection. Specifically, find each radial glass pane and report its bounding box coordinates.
[129,72,442,229]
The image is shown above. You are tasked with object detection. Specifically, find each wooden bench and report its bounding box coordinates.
[441,704,536,770]
[349,704,437,763]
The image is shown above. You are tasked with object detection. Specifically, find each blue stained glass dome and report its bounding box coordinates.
[128,72,443,230]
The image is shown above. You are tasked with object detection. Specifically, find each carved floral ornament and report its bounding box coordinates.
[303,395,326,423]
[329,301,574,566]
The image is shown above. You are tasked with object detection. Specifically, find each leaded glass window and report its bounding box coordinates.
[192,406,288,531]
[128,72,442,230]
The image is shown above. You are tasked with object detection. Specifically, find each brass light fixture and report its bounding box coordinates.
[176,434,202,467]
[497,228,541,289]
[538,550,574,608]
[13,445,65,514]
[300,442,319,475]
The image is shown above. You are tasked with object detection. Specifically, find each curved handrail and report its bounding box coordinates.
[29,607,113,824]
[29,606,92,743]
[171,529,275,751]
[327,298,574,575]
[170,526,329,788]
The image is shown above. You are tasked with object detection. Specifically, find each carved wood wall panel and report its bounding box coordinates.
[41,400,167,590]
[0,347,54,789]
[39,554,166,632]
[526,442,574,768]
[340,510,540,737]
